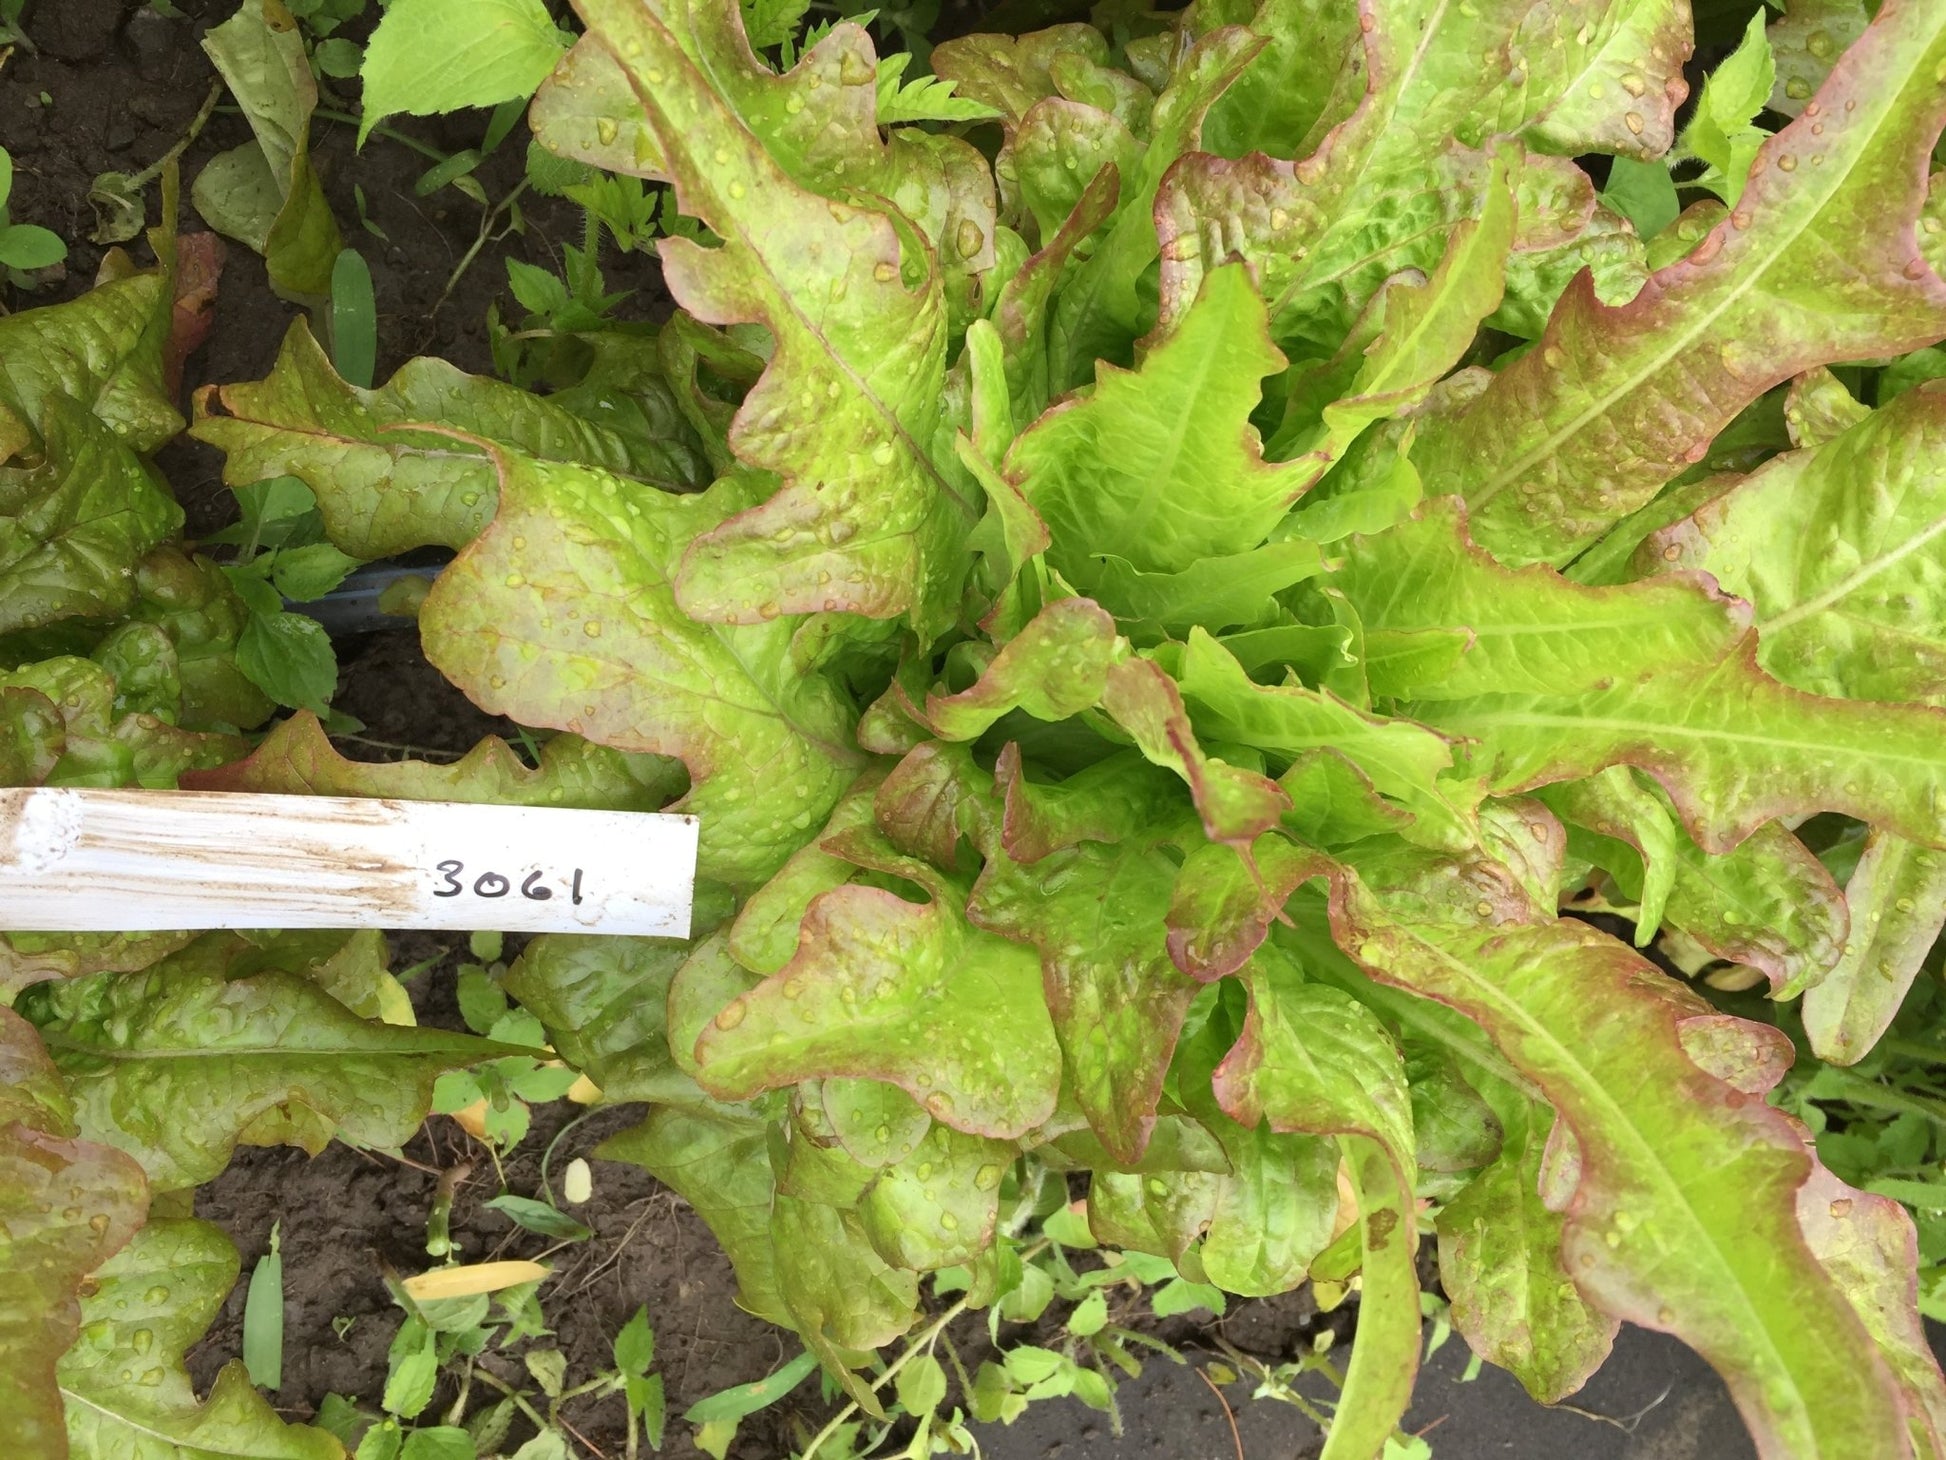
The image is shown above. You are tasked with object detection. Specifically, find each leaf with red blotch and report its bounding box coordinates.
[0,1008,149,1460]
[1411,0,1946,566]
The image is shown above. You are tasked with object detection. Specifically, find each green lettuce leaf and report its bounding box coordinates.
[419,455,863,888]
[0,1008,148,1460]
[0,400,183,638]
[182,710,686,812]
[1412,2,1946,565]
[58,1218,345,1460]
[16,964,520,1190]
[191,320,699,558]
[694,878,1062,1138]
[1326,851,1937,1458]
[578,0,974,638]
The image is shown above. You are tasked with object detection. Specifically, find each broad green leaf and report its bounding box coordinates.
[1174,629,1473,849]
[195,0,343,298]
[1212,951,1421,1455]
[502,935,700,1103]
[1802,831,1946,1064]
[578,0,972,638]
[1039,27,1262,386]
[0,1009,148,1460]
[419,456,863,889]
[58,1218,344,1460]
[859,1121,1011,1270]
[182,710,685,812]
[1156,0,1690,350]
[1172,992,1342,1296]
[1412,3,1946,565]
[360,0,568,143]
[1768,0,1870,119]
[597,1106,793,1328]
[17,965,519,1190]
[192,320,699,559]
[1328,498,1748,701]
[1436,1077,1617,1403]
[1601,156,1681,242]
[695,883,1062,1138]
[1642,384,1946,705]
[1678,11,1775,205]
[235,606,336,715]
[1009,263,1310,582]
[0,399,183,637]
[0,657,244,789]
[969,832,1200,1164]
[1331,850,1932,1459]
[1268,154,1516,465]
[0,271,178,463]
[1421,643,1946,856]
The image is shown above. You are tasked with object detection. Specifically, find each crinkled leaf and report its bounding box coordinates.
[1157,0,1689,350]
[968,830,1200,1164]
[183,710,685,812]
[1212,948,1420,1456]
[192,320,698,558]
[859,1121,1010,1270]
[1412,3,1946,565]
[1328,499,1748,703]
[1172,993,1341,1296]
[578,0,972,637]
[17,965,520,1190]
[1643,383,1946,706]
[1175,629,1472,849]
[419,455,862,889]
[1039,26,1263,386]
[1436,1077,1617,1404]
[1009,263,1311,584]
[695,883,1062,1138]
[0,1008,149,1460]
[502,935,700,1103]
[58,1218,344,1460]
[1329,851,1934,1458]
[1802,831,1946,1064]
[1421,640,1946,857]
[0,271,179,463]
[1,657,244,789]
[0,399,182,638]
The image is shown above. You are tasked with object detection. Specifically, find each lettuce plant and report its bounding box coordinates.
[14,0,1946,1455]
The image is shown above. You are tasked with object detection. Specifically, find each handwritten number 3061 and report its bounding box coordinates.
[435,861,585,905]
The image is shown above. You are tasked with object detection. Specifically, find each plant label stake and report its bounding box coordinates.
[0,788,698,936]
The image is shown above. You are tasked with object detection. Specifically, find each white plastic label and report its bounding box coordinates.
[0,787,699,936]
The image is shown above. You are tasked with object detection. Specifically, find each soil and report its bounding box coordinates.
[1,4,1758,1459]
